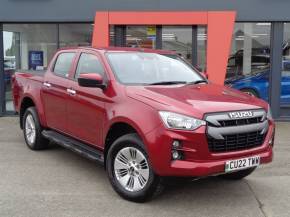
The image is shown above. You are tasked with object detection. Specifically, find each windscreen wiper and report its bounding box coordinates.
[186,79,208,85]
[148,81,187,85]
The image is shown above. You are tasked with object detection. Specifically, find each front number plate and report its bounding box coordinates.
[225,156,260,173]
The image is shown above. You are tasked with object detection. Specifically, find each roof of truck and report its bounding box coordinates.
[58,46,178,55]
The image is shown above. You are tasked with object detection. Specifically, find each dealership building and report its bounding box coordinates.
[0,0,289,120]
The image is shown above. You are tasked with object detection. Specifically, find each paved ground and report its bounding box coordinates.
[0,117,289,217]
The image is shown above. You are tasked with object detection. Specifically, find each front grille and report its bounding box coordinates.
[218,117,261,127]
[205,109,268,153]
[207,131,266,153]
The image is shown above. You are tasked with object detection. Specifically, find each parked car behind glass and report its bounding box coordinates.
[226,59,290,105]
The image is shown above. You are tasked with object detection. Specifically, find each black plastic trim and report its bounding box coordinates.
[42,130,104,164]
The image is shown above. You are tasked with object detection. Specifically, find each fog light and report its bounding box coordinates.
[172,150,180,160]
[172,140,181,149]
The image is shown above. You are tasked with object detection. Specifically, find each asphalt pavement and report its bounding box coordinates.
[0,117,289,217]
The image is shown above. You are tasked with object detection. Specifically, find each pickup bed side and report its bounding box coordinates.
[12,71,47,129]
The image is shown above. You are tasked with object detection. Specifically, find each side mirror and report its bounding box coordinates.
[78,73,106,89]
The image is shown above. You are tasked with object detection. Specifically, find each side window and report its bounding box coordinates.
[75,53,105,79]
[53,52,76,77]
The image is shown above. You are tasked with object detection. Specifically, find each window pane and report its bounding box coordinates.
[75,53,104,78]
[126,26,156,49]
[110,25,115,46]
[162,26,192,63]
[59,24,93,47]
[54,53,75,77]
[107,52,202,85]
[197,26,207,72]
[226,23,271,102]
[3,24,58,111]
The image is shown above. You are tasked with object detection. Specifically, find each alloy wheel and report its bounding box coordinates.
[114,147,149,192]
[25,114,36,145]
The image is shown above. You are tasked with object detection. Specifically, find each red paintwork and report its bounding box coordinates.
[12,47,274,177]
[92,11,236,85]
[79,73,103,81]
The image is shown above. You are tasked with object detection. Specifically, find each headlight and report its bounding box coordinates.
[159,111,206,130]
[267,105,273,120]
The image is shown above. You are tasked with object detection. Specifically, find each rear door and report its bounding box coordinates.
[41,51,76,133]
[66,51,107,147]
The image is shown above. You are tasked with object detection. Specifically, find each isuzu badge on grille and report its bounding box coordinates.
[228,111,254,119]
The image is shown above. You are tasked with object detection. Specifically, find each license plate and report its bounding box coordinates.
[225,156,260,173]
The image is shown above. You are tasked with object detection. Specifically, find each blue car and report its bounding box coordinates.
[227,61,290,105]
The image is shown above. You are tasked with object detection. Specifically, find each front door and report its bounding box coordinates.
[41,52,76,133]
[66,52,107,147]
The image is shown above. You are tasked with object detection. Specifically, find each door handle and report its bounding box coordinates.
[43,82,51,88]
[67,88,76,96]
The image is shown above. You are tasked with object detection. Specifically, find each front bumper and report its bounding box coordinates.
[144,121,274,177]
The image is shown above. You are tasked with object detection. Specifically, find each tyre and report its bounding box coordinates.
[106,133,163,202]
[219,167,256,180]
[23,107,50,150]
[240,88,259,98]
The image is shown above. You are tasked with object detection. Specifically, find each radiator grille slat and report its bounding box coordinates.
[208,131,266,153]
[214,117,261,127]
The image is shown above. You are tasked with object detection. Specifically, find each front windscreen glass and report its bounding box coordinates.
[106,52,204,85]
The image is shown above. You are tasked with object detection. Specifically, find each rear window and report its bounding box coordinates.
[53,52,76,77]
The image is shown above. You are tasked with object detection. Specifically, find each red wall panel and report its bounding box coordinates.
[207,11,236,84]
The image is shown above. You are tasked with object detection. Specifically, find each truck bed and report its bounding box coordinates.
[12,70,47,112]
[16,69,46,77]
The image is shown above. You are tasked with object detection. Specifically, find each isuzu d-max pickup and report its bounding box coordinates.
[12,47,274,202]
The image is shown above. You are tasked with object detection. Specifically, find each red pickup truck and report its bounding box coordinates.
[12,47,274,202]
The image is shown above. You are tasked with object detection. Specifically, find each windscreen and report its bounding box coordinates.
[106,52,203,85]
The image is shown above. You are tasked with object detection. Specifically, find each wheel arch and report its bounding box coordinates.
[19,91,47,129]
[103,120,147,166]
[19,96,36,129]
[239,87,260,98]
